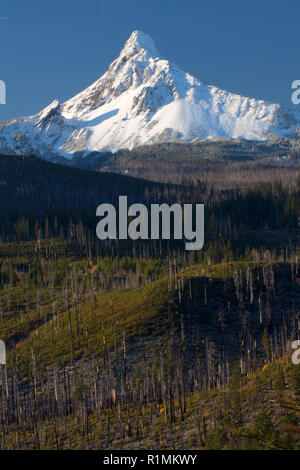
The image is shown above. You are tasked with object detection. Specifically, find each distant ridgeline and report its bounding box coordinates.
[57,140,300,173]
[0,153,300,263]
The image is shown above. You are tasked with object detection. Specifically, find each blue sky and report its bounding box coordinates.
[0,0,299,120]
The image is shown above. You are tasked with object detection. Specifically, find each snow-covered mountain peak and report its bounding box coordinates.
[0,31,300,160]
[120,30,160,59]
[62,31,165,120]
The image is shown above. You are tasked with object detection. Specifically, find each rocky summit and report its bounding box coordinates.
[0,30,299,161]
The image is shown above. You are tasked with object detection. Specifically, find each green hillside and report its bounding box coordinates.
[0,238,299,449]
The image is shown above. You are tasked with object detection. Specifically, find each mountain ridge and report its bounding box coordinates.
[0,30,300,161]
